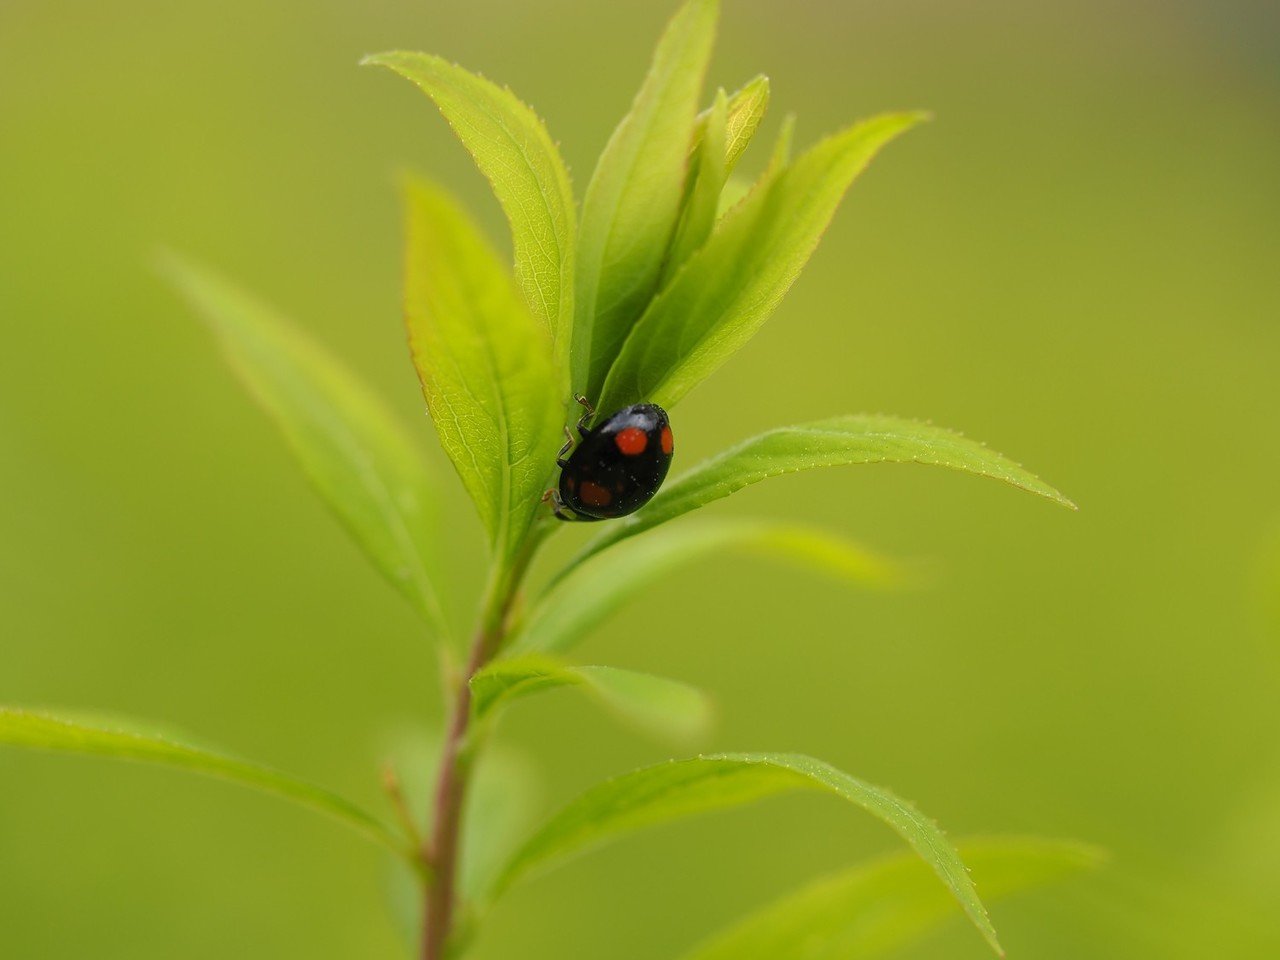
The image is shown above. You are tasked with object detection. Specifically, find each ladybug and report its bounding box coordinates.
[547,396,674,521]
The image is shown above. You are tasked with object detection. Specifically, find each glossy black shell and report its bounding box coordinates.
[557,403,673,521]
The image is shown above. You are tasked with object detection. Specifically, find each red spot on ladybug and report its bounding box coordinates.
[579,480,613,508]
[615,427,648,456]
[660,425,674,455]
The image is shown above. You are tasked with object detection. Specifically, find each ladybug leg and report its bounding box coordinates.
[573,393,596,438]
[542,487,577,522]
[556,426,575,468]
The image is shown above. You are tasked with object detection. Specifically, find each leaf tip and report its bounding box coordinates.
[151,248,218,314]
[879,109,933,141]
[1037,483,1078,511]
[358,50,397,69]
[967,899,1004,958]
[360,50,442,78]
[359,49,422,69]
[150,245,187,287]
[667,0,722,43]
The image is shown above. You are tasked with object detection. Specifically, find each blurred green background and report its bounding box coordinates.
[3,0,1278,956]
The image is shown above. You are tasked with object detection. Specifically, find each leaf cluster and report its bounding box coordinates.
[0,2,1089,957]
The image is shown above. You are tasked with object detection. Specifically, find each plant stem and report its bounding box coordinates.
[421,632,486,960]
[421,533,542,960]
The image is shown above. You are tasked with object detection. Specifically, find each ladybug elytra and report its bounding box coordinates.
[547,396,674,521]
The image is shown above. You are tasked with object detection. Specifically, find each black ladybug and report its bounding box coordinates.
[548,396,674,521]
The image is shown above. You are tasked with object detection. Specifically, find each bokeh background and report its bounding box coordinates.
[3,0,1278,956]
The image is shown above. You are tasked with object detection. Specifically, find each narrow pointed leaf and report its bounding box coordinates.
[574,0,720,398]
[403,176,562,562]
[678,837,1106,960]
[0,707,402,854]
[596,112,925,415]
[579,415,1075,564]
[160,255,449,634]
[518,518,896,656]
[489,753,1002,954]
[663,88,729,281]
[471,654,712,741]
[363,52,575,373]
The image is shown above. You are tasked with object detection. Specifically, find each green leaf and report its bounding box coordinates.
[700,80,773,222]
[716,174,755,219]
[488,753,1003,954]
[470,654,713,741]
[677,836,1106,960]
[0,707,403,854]
[769,113,797,169]
[595,112,925,415]
[716,114,795,222]
[517,518,897,656]
[574,0,720,399]
[578,415,1075,564]
[363,51,576,374]
[461,748,543,901]
[159,255,449,635]
[402,176,562,563]
[662,88,729,282]
[713,74,771,175]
